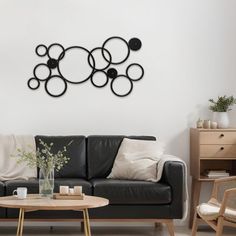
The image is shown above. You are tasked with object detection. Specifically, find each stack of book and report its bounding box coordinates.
[204,170,230,178]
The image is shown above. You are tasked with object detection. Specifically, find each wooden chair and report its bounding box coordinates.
[192,176,236,236]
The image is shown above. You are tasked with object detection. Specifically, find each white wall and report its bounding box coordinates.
[0,0,236,224]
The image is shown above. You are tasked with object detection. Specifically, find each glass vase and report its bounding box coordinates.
[39,167,54,198]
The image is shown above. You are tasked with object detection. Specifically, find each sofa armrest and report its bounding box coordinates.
[161,161,185,218]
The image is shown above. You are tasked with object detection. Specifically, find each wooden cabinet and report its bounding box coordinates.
[189,128,236,227]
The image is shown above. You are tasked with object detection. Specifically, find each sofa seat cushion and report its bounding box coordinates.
[5,178,92,195]
[91,179,171,205]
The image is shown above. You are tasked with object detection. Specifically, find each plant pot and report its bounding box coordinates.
[39,167,54,198]
[212,112,229,129]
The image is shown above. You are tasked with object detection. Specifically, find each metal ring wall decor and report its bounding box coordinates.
[33,63,51,81]
[57,46,96,84]
[35,44,48,57]
[88,47,112,71]
[110,75,133,97]
[45,75,67,97]
[102,36,130,65]
[27,36,144,98]
[126,63,144,81]
[28,78,40,90]
[47,43,65,60]
[91,70,109,88]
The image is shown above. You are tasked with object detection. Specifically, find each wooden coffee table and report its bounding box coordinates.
[0,194,109,236]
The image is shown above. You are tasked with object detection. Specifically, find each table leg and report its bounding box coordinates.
[16,208,25,236]
[83,210,89,236]
[85,209,91,236]
[20,209,25,236]
[83,209,91,236]
[16,208,22,236]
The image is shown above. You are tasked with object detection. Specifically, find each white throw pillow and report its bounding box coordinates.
[107,138,164,181]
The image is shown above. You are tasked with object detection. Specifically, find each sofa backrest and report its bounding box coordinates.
[87,135,156,179]
[35,135,86,178]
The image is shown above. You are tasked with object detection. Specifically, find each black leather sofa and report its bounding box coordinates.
[0,135,184,224]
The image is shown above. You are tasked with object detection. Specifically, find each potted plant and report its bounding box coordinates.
[209,95,236,128]
[15,139,72,198]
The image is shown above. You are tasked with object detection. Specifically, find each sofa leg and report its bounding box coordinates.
[154,222,162,229]
[165,220,175,236]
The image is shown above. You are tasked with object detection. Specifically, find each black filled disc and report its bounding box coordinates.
[107,68,118,79]
[128,38,142,51]
[47,58,58,69]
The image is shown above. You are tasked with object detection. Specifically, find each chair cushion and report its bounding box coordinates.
[35,136,86,178]
[87,136,156,179]
[5,178,92,195]
[91,179,171,204]
[197,202,236,222]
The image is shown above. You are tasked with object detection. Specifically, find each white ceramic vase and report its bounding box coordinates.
[212,112,229,129]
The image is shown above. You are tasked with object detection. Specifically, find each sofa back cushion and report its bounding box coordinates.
[35,136,86,178]
[87,135,156,179]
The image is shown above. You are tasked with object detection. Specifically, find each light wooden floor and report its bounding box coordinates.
[0,225,235,235]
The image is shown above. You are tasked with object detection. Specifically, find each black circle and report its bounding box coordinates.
[27,78,40,90]
[110,75,133,97]
[47,43,65,60]
[107,68,118,79]
[126,63,144,81]
[45,75,67,98]
[58,46,95,84]
[35,44,48,57]
[47,58,58,69]
[128,38,142,51]
[102,36,130,65]
[33,63,51,81]
[91,70,109,88]
[88,47,112,71]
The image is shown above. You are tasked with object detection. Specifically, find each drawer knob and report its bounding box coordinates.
[220,134,224,137]
[220,147,224,150]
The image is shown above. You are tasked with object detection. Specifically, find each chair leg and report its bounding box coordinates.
[216,216,224,236]
[165,220,175,236]
[191,212,199,236]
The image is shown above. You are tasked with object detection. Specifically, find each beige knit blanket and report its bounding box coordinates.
[0,135,37,181]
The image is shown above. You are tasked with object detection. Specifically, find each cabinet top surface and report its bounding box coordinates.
[191,128,236,132]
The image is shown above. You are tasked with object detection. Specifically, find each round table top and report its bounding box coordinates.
[0,194,109,211]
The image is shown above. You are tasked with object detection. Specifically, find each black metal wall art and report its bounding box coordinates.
[27,37,144,97]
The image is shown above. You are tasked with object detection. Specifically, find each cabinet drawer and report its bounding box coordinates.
[200,145,236,158]
[200,132,236,144]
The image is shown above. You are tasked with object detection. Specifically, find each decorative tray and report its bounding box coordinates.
[53,193,84,200]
